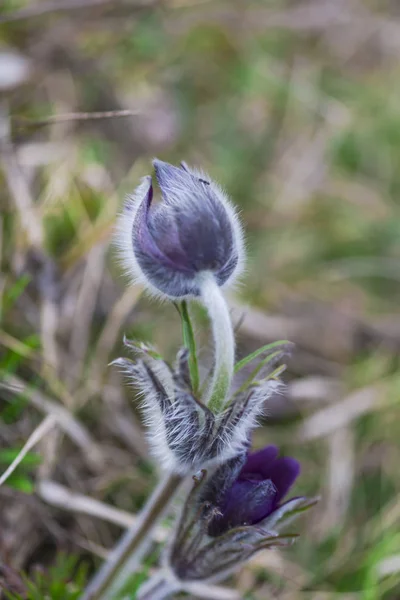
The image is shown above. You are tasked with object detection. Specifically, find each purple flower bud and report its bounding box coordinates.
[167,448,314,586]
[206,445,301,536]
[116,160,244,298]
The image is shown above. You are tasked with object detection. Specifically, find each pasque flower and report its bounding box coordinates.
[206,445,301,536]
[86,160,317,600]
[116,159,244,299]
[162,446,317,587]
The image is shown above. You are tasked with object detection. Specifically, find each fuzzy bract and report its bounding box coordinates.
[113,340,281,474]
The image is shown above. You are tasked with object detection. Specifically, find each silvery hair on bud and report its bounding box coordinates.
[113,349,283,474]
[114,159,245,299]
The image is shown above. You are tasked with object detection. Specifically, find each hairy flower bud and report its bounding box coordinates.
[116,159,244,299]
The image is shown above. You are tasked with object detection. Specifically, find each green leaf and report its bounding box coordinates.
[256,533,299,550]
[0,449,42,493]
[5,474,35,493]
[4,554,90,599]
[0,382,29,424]
[234,340,293,373]
[177,301,200,395]
[234,349,287,397]
[265,363,287,381]
[260,496,319,532]
[0,449,42,467]
[122,336,163,360]
[0,274,31,322]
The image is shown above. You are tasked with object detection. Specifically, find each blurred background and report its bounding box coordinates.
[1,0,400,598]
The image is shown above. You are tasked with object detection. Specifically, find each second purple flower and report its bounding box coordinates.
[207,445,301,536]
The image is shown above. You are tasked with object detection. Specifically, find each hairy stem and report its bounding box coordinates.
[137,571,179,600]
[200,274,235,413]
[137,572,241,600]
[82,472,183,600]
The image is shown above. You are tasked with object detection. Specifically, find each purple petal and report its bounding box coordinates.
[130,159,241,297]
[240,445,279,480]
[267,456,301,505]
[148,204,192,271]
[153,159,192,203]
[133,178,191,273]
[153,159,237,283]
[209,479,276,536]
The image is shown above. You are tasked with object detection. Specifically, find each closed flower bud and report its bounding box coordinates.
[116,159,244,299]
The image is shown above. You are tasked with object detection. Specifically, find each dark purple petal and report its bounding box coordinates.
[129,160,241,297]
[148,204,192,271]
[203,444,302,538]
[267,456,301,505]
[154,160,236,276]
[175,191,234,273]
[133,178,187,272]
[240,445,279,480]
[153,159,192,203]
[208,479,276,536]
[132,178,201,296]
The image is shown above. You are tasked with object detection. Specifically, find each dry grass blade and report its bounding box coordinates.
[378,554,400,577]
[0,104,43,248]
[316,427,355,536]
[39,264,62,478]
[0,0,156,23]
[86,286,142,396]
[287,376,343,404]
[14,109,141,128]
[296,385,381,441]
[37,480,167,542]
[68,243,107,390]
[0,415,56,486]
[1,102,63,479]
[101,371,148,460]
[183,581,241,600]
[1,374,104,470]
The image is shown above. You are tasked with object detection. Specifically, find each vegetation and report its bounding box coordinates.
[1,1,399,598]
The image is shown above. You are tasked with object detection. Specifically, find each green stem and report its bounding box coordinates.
[180,300,200,394]
[200,274,235,414]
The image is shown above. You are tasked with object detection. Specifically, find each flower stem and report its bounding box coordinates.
[200,274,235,414]
[138,573,242,600]
[137,571,179,600]
[180,300,200,394]
[82,472,183,600]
